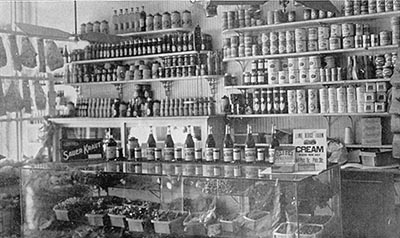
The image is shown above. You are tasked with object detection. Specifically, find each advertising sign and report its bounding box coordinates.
[60,139,103,162]
[293,129,327,172]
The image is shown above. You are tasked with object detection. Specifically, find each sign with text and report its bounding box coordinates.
[293,129,327,172]
[60,139,103,162]
[274,146,296,164]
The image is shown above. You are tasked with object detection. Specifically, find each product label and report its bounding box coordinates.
[184,148,195,161]
[205,148,214,162]
[147,148,155,161]
[106,146,117,160]
[223,148,233,162]
[233,149,241,162]
[164,148,174,161]
[134,149,142,160]
[245,148,256,163]
[195,149,202,161]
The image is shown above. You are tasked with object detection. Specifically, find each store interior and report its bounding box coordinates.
[0,0,400,237]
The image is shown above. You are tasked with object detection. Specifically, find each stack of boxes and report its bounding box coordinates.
[364,82,388,113]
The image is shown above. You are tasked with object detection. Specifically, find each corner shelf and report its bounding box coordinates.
[116,27,192,37]
[222,45,398,62]
[227,112,391,118]
[225,78,391,90]
[70,50,211,65]
[222,11,400,34]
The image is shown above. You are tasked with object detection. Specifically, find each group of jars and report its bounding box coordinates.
[159,97,216,117]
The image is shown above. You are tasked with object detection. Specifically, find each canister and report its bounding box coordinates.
[270,31,279,42]
[86,22,93,33]
[318,38,329,50]
[270,42,279,54]
[320,68,326,81]
[278,31,286,41]
[286,40,295,53]
[295,40,307,52]
[329,37,342,50]
[303,9,311,20]
[311,9,319,19]
[261,32,269,43]
[330,24,342,37]
[279,89,288,113]
[286,30,295,41]
[162,12,171,29]
[288,69,299,83]
[347,85,357,113]
[328,87,338,113]
[267,10,274,24]
[182,10,192,28]
[227,11,235,29]
[380,31,391,45]
[295,28,307,41]
[268,59,281,72]
[288,90,297,114]
[318,26,330,39]
[278,70,289,84]
[319,88,329,113]
[278,41,286,54]
[357,85,366,112]
[343,36,355,49]
[281,59,289,70]
[288,58,298,70]
[296,89,307,113]
[325,68,332,81]
[268,71,279,84]
[342,23,355,37]
[298,57,309,69]
[309,56,321,68]
[354,0,361,14]
[308,89,319,113]
[262,43,271,55]
[309,69,320,82]
[319,10,327,18]
[308,27,318,40]
[299,69,309,83]
[377,0,385,12]
[308,40,318,51]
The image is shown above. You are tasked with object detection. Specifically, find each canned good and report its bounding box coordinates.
[355,35,363,48]
[369,0,377,13]
[298,57,309,69]
[320,68,326,82]
[308,40,318,51]
[288,11,296,22]
[304,9,311,20]
[268,59,281,72]
[377,0,386,12]
[297,89,307,113]
[311,9,319,19]
[270,42,279,55]
[267,10,274,24]
[308,27,318,40]
[286,30,295,40]
[319,88,329,113]
[289,69,299,83]
[342,23,355,37]
[371,34,379,46]
[386,0,394,11]
[318,38,329,50]
[363,34,371,48]
[288,90,297,114]
[319,10,327,18]
[286,40,295,53]
[309,56,321,68]
[295,40,307,52]
[288,58,298,70]
[295,28,307,41]
[309,69,320,82]
[318,26,330,39]
[380,31,391,45]
[331,24,342,37]
[299,69,309,83]
[329,37,342,50]
[268,72,279,84]
[328,87,338,113]
[343,36,355,48]
[347,85,357,113]
[278,71,289,84]
[261,32,269,43]
[308,89,319,113]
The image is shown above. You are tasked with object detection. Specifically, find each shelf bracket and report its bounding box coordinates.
[206,76,217,98]
[161,81,173,98]
[112,83,123,99]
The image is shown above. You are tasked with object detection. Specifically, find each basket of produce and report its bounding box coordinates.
[242,210,272,231]
[125,204,157,232]
[53,197,93,222]
[273,222,298,238]
[108,206,127,228]
[151,210,187,234]
[296,224,324,238]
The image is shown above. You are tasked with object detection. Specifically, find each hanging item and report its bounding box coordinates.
[0,36,7,68]
[4,80,24,112]
[8,35,22,71]
[0,79,5,116]
[20,37,37,68]
[22,80,32,113]
[33,81,47,110]
[45,40,64,71]
[37,38,46,73]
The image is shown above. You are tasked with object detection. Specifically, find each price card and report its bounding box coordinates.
[293,129,327,172]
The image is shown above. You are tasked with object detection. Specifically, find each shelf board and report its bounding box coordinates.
[70,50,210,65]
[0,75,56,81]
[345,144,393,149]
[222,11,400,34]
[222,45,398,62]
[65,75,221,86]
[116,27,192,37]
[227,112,391,118]
[225,78,391,90]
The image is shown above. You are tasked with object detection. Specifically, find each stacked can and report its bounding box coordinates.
[375,54,386,78]
[295,28,307,52]
[319,88,329,113]
[261,32,270,55]
[345,0,354,16]
[288,89,297,114]
[347,85,357,113]
[383,53,394,78]
[377,0,386,12]
[369,0,377,13]
[337,87,347,113]
[354,0,362,14]
[238,9,245,28]
[342,23,355,49]
[323,56,336,81]
[330,24,342,50]
[286,30,295,53]
[391,16,400,45]
[244,33,253,57]
[356,85,366,112]
[297,89,307,113]
[361,0,369,14]
[288,58,299,84]
[227,11,236,29]
[298,57,309,83]
[309,56,321,83]
[328,87,338,113]
[270,31,279,54]
[308,27,318,51]
[268,59,280,84]
[308,89,319,113]
[318,26,330,50]
[278,31,287,54]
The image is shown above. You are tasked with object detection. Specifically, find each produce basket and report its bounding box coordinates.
[108,214,127,228]
[0,205,19,236]
[126,218,147,232]
[85,213,107,226]
[219,218,238,233]
[183,212,207,236]
[152,213,187,234]
[273,222,298,238]
[243,211,271,231]
[53,208,70,221]
[306,215,334,236]
[296,224,324,238]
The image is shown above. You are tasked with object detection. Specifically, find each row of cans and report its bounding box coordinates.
[344,0,400,15]
[248,57,336,72]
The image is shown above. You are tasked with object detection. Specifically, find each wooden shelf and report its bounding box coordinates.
[223,45,398,62]
[65,75,221,86]
[227,112,391,118]
[225,78,391,90]
[0,75,57,81]
[345,144,393,149]
[117,27,191,37]
[222,11,400,34]
[70,50,210,65]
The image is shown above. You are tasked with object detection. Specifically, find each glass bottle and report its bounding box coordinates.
[112,9,119,34]
[205,125,216,162]
[135,7,141,32]
[146,126,156,161]
[119,9,124,33]
[244,124,256,163]
[129,7,135,32]
[105,133,117,161]
[268,124,280,164]
[223,124,234,163]
[184,125,195,162]
[124,8,130,33]
[164,125,175,161]
[140,6,146,32]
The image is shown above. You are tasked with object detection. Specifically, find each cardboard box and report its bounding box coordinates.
[364,102,375,113]
[375,102,386,113]
[360,151,393,166]
[364,92,376,103]
[376,92,387,102]
[360,118,382,145]
[365,83,377,92]
[376,82,388,92]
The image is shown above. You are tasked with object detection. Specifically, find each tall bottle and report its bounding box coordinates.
[135,7,141,32]
[146,126,156,161]
[105,132,117,161]
[223,124,234,163]
[268,124,280,164]
[124,8,130,33]
[140,6,146,32]
[129,7,136,32]
[205,125,216,162]
[118,9,124,33]
[112,9,119,34]
[184,125,195,161]
[164,125,175,161]
[244,124,256,163]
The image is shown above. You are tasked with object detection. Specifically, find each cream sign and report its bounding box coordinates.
[293,129,327,172]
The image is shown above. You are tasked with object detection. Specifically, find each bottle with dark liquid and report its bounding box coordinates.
[112,9,119,34]
[268,124,280,164]
[140,6,146,32]
[223,124,234,163]
[146,126,156,161]
[244,124,256,163]
[205,125,216,162]
[184,125,195,162]
[119,9,124,33]
[105,133,117,161]
[164,125,175,161]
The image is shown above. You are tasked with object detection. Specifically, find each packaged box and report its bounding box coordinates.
[374,102,386,113]
[360,151,393,166]
[365,82,377,92]
[376,82,388,92]
[376,92,387,102]
[364,92,376,103]
[360,118,382,145]
[364,102,375,113]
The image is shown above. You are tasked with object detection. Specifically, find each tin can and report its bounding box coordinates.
[308,40,318,51]
[328,87,338,113]
[308,27,318,40]
[319,88,329,113]
[266,89,274,113]
[380,31,391,45]
[308,89,319,113]
[329,37,342,50]
[288,58,298,70]
[278,31,286,41]
[286,40,295,53]
[394,0,400,10]
[377,0,386,12]
[357,85,366,112]
[295,28,307,41]
[261,32,269,43]
[286,30,295,41]
[299,69,309,83]
[278,41,286,54]
[363,34,371,47]
[331,24,342,37]
[289,69,299,84]
[288,90,297,114]
[355,35,363,48]
[325,68,332,81]
[278,71,289,84]
[371,34,379,46]
[288,11,296,22]
[298,57,309,69]
[295,40,307,52]
[343,36,355,48]
[318,26,330,39]
[304,9,312,20]
[342,23,355,37]
[337,87,347,113]
[269,72,279,84]
[320,68,326,82]
[369,0,377,13]
[268,59,281,72]
[162,12,171,29]
[319,38,329,50]
[297,89,307,113]
[267,10,274,24]
[386,0,394,11]
[262,44,271,55]
[347,85,357,113]
[270,42,279,55]
[309,56,321,68]
[309,69,320,82]
[331,67,338,81]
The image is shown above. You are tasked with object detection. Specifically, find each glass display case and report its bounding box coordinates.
[20,161,342,238]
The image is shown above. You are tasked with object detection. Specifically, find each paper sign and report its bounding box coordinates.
[60,139,103,162]
[293,129,327,172]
